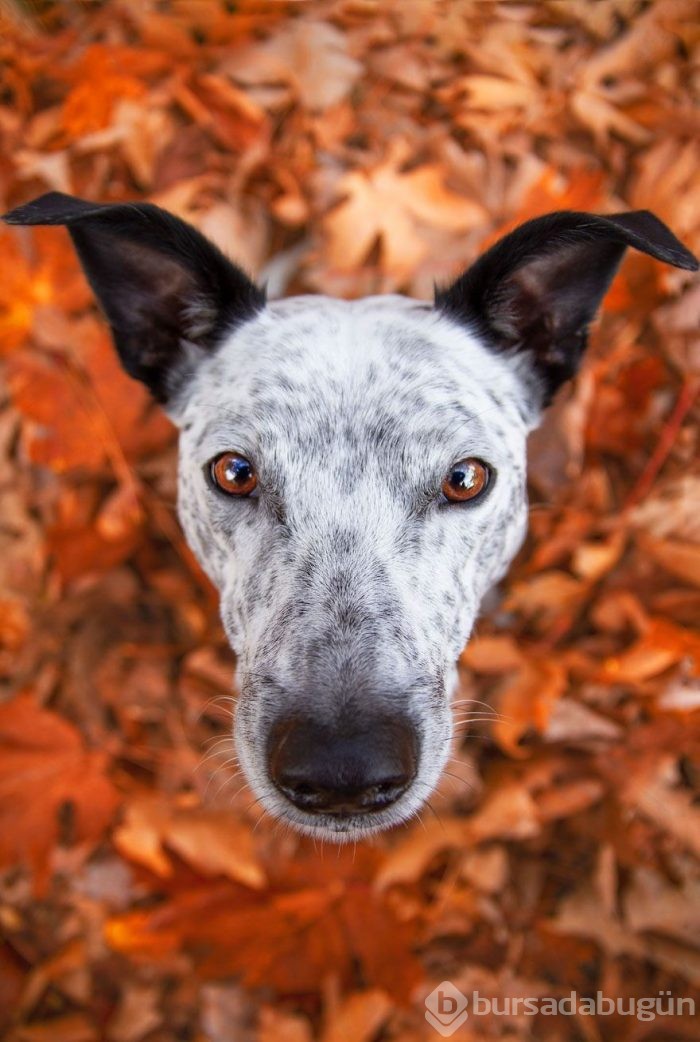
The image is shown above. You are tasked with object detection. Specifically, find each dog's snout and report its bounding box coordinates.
[268,714,418,816]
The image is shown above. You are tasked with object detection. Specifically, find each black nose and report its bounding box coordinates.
[268,714,418,815]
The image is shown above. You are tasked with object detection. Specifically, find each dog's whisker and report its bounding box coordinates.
[214,756,241,774]
[195,757,239,790]
[201,732,236,751]
[208,766,248,804]
[451,712,503,722]
[196,745,237,770]
[423,800,445,829]
[196,694,237,722]
[413,808,429,833]
[226,779,253,803]
[451,698,497,709]
[252,808,268,835]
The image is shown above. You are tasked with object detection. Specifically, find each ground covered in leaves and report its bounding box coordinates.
[1,2,700,1040]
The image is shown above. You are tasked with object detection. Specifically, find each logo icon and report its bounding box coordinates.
[425,981,469,1036]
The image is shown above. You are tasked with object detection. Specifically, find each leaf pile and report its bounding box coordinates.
[1,2,699,1041]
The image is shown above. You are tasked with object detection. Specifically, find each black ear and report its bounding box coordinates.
[435,210,698,404]
[2,192,266,403]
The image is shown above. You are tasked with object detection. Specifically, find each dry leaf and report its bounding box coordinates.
[320,990,392,1042]
[113,795,266,890]
[0,694,120,890]
[324,142,486,273]
[2,3,700,1038]
[636,531,700,590]
[224,22,361,110]
[492,659,569,756]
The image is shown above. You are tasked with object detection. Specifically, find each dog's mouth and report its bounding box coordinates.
[260,786,424,841]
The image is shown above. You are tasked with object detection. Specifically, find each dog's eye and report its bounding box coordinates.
[209,452,258,496]
[441,458,491,503]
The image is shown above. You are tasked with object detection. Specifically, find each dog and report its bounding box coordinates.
[4,194,697,839]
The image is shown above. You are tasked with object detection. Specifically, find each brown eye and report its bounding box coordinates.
[209,452,257,496]
[441,458,491,503]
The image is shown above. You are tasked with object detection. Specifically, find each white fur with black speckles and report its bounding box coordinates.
[170,294,542,838]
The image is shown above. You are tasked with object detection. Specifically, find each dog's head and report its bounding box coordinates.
[5,195,697,838]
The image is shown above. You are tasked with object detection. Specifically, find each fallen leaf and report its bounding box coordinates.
[324,141,486,273]
[624,867,700,948]
[107,880,421,1000]
[258,1006,313,1042]
[503,572,588,632]
[320,990,392,1042]
[0,694,120,891]
[492,659,568,756]
[600,618,700,683]
[636,531,700,590]
[113,795,266,890]
[224,21,361,110]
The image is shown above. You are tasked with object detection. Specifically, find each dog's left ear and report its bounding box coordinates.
[435,210,698,404]
[2,192,266,404]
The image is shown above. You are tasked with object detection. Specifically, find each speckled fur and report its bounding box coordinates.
[168,295,542,838]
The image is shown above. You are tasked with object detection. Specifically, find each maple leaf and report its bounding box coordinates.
[323,142,487,274]
[223,20,361,110]
[599,617,700,683]
[0,694,120,891]
[8,351,111,473]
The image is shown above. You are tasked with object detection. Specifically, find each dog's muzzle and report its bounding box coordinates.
[267,713,418,817]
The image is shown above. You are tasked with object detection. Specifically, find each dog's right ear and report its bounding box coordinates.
[2,192,266,404]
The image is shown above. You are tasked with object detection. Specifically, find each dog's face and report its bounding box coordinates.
[176,296,536,834]
[5,194,697,838]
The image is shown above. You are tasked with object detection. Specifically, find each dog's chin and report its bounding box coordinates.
[236,751,436,840]
[260,790,425,842]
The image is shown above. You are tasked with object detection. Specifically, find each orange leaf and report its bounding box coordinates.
[637,533,700,590]
[0,694,120,891]
[7,351,107,473]
[0,228,88,355]
[324,142,486,274]
[600,618,700,683]
[107,879,420,1000]
[320,990,392,1042]
[113,795,266,889]
[60,45,166,138]
[492,659,568,756]
[8,327,173,477]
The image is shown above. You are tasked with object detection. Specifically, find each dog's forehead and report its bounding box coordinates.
[180,295,536,454]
